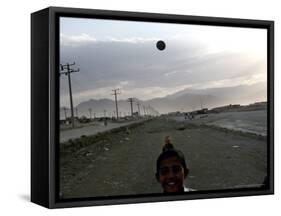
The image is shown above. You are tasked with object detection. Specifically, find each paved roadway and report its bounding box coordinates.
[60,119,147,142]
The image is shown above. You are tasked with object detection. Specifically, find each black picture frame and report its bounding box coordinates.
[31,6,274,209]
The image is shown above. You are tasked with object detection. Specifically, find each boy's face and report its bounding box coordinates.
[157,156,188,193]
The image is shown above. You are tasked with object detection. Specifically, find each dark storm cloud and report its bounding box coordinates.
[60,39,204,89]
[60,37,266,105]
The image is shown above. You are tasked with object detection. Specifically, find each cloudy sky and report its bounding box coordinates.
[60,17,267,107]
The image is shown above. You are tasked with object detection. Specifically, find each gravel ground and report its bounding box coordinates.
[59,117,267,199]
[171,110,267,136]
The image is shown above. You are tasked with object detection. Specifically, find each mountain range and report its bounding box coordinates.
[60,82,267,118]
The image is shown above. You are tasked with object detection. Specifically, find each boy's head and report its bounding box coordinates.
[155,149,189,193]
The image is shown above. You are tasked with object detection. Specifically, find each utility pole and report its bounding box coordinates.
[75,107,78,118]
[63,107,67,120]
[60,62,80,128]
[151,105,157,117]
[148,105,152,116]
[88,108,92,121]
[104,109,107,118]
[112,89,121,120]
[143,106,146,116]
[136,102,141,116]
[149,105,154,116]
[127,98,134,116]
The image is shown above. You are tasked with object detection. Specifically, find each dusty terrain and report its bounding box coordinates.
[60,116,267,199]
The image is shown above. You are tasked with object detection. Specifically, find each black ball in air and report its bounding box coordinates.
[156,40,166,51]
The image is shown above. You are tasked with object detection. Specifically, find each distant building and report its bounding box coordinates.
[78,116,90,123]
[196,108,208,114]
[167,111,181,116]
[211,104,240,113]
[249,101,267,106]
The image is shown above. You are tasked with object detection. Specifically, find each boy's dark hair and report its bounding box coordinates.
[162,143,174,152]
[156,149,188,175]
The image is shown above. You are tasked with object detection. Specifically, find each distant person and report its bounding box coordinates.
[155,149,193,193]
[162,136,174,152]
[189,113,193,120]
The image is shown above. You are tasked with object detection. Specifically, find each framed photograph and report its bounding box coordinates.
[31,6,274,208]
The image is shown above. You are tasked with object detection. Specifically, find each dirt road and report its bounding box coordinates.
[60,117,267,199]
